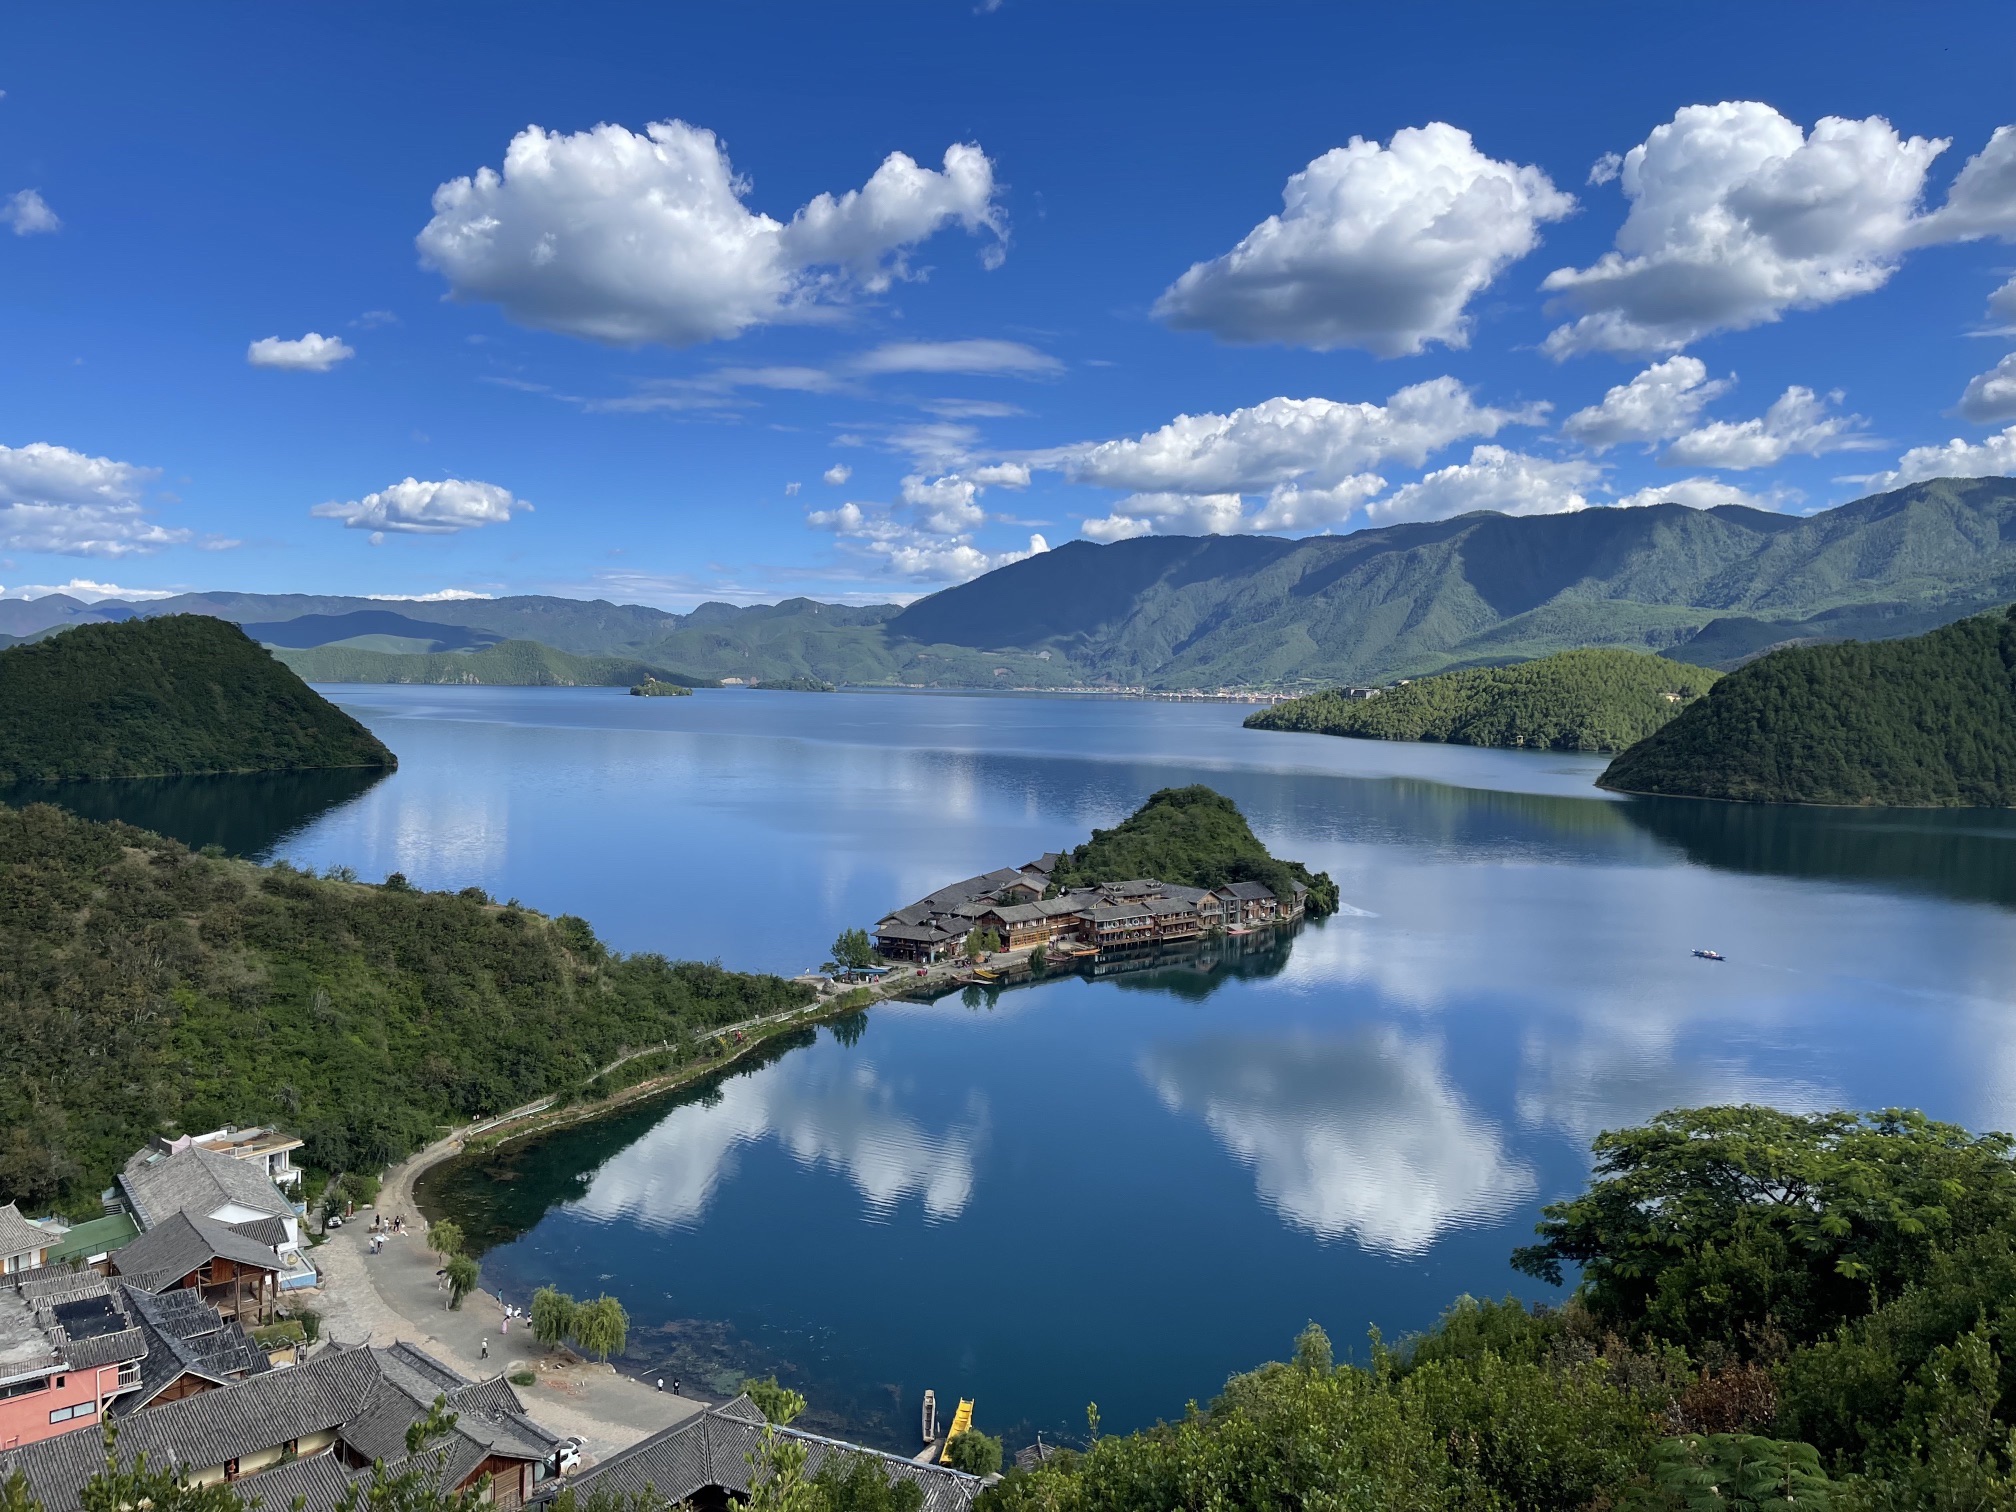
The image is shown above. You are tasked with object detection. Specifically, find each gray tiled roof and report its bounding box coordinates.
[227,1217,290,1249]
[230,1452,360,1512]
[1218,881,1277,901]
[117,1285,268,1414]
[1156,884,1215,906]
[110,1212,279,1292]
[120,1148,295,1231]
[543,1396,977,1512]
[981,902,1049,926]
[0,1204,50,1263]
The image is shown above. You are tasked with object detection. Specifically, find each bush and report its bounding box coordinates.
[509,1370,536,1388]
[945,1430,1003,1477]
[742,1374,807,1426]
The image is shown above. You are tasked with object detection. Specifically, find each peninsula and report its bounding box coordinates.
[1245,648,1718,753]
[1600,604,2016,806]
[872,786,1335,964]
[0,615,394,784]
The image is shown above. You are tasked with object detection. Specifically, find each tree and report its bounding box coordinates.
[743,1426,818,1512]
[335,1398,492,1512]
[812,1453,925,1512]
[1511,1106,2016,1353]
[531,1285,578,1349]
[428,1220,465,1258]
[742,1374,807,1425]
[1028,946,1048,974]
[944,1430,1003,1477]
[832,928,877,975]
[572,1293,629,1362]
[444,1252,479,1309]
[964,928,1002,958]
[0,1471,40,1512]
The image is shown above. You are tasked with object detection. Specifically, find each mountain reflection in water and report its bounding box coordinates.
[1,765,388,857]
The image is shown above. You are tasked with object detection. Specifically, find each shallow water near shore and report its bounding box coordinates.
[26,685,2016,1450]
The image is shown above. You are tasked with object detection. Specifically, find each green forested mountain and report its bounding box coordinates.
[0,615,394,783]
[1247,649,1719,752]
[983,1107,2016,1511]
[271,638,705,687]
[1600,605,2016,806]
[892,477,2016,686]
[9,476,2016,688]
[1050,785,1340,916]
[0,803,810,1212]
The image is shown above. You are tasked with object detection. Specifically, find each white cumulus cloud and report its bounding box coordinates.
[0,579,177,602]
[1611,477,1788,510]
[1049,377,1534,495]
[1991,275,2016,327]
[0,441,183,558]
[1959,353,2016,423]
[0,189,58,236]
[1154,123,1574,356]
[1367,446,1601,525]
[418,120,1004,347]
[1861,424,2016,491]
[822,463,852,486]
[810,464,1038,581]
[1662,385,1870,469]
[1561,356,1732,450]
[246,332,356,372]
[1161,124,1564,358]
[311,477,529,536]
[1081,492,1250,543]
[1544,104,2016,356]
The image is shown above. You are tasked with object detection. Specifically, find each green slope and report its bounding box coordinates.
[1051,785,1340,916]
[889,477,2016,686]
[0,803,810,1212]
[0,615,394,784]
[1246,649,1719,752]
[1599,605,2016,806]
[272,638,707,687]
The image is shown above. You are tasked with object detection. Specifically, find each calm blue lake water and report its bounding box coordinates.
[29,686,2016,1451]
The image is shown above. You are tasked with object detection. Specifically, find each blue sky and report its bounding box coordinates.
[3,2,2016,608]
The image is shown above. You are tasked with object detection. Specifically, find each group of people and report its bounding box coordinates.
[365,1213,407,1256]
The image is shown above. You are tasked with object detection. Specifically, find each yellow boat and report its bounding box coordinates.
[938,1398,975,1464]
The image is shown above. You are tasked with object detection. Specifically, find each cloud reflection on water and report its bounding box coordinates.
[1140,1029,1534,1255]
[570,1059,985,1231]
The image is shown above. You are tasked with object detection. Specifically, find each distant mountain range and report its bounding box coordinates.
[8,475,2015,689]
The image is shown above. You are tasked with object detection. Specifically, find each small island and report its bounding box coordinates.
[752,675,836,692]
[0,615,395,784]
[1599,605,2016,806]
[630,676,694,697]
[870,785,1338,964]
[1245,648,1718,753]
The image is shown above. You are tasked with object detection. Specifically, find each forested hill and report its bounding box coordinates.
[1050,785,1340,916]
[1599,605,2016,806]
[892,476,2016,686]
[271,638,698,688]
[0,614,394,784]
[0,804,811,1212]
[1246,649,1719,752]
[6,476,2016,689]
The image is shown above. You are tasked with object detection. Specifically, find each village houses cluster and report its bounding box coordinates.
[0,1128,982,1512]
[873,851,1307,963]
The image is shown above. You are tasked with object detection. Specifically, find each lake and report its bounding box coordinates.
[25,685,2016,1451]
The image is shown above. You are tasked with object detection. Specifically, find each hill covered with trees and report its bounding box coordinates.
[1600,605,2016,805]
[271,638,708,687]
[1246,648,1719,752]
[0,615,394,784]
[981,1105,2016,1511]
[0,804,810,1213]
[11,477,2016,690]
[1050,785,1339,916]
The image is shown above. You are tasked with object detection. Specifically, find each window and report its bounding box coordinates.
[224,1458,240,1481]
[47,1404,95,1425]
[0,1377,49,1401]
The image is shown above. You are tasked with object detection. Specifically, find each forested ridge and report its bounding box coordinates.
[981,1106,2016,1511]
[0,804,810,1213]
[1049,785,1340,916]
[1246,649,1719,752]
[1601,604,2016,806]
[0,615,393,783]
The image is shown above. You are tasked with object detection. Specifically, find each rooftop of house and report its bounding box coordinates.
[117,1283,270,1414]
[1219,881,1279,901]
[0,1340,558,1512]
[540,1395,978,1512]
[192,1127,303,1162]
[109,1211,281,1294]
[119,1146,297,1232]
[0,1202,51,1264]
[0,1272,146,1389]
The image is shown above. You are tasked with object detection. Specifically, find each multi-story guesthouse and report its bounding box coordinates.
[873,853,1307,963]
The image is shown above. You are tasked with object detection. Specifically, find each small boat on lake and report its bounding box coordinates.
[1693,949,1726,961]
